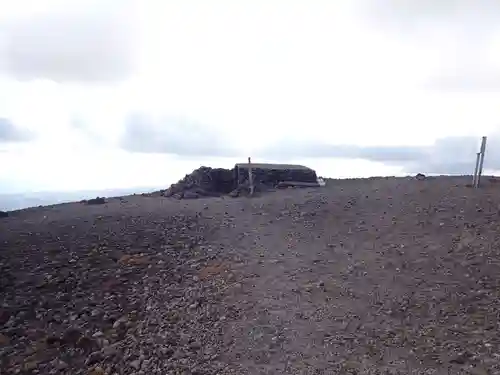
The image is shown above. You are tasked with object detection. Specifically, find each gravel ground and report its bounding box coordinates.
[2,176,500,374]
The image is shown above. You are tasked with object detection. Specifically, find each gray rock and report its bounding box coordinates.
[129,359,142,370]
[86,351,104,365]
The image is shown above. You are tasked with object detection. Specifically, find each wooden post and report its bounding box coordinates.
[248,157,254,196]
[476,136,487,188]
[473,152,481,187]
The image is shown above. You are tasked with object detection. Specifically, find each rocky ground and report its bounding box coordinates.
[2,176,500,374]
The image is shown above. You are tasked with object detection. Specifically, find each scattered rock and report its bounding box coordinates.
[85,350,104,366]
[55,360,68,370]
[112,316,128,329]
[129,359,142,370]
[86,197,106,205]
[76,336,97,351]
[1,174,498,374]
[0,333,10,345]
[62,326,83,345]
[89,366,105,375]
[415,173,426,180]
[118,255,149,266]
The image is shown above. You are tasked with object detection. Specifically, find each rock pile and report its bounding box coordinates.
[163,164,319,199]
[83,197,106,205]
[415,173,426,180]
[163,167,235,199]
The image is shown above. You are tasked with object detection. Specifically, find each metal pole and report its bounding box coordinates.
[473,152,480,187]
[248,157,254,196]
[477,136,487,188]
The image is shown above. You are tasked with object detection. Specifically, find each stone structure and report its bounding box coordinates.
[163,163,319,199]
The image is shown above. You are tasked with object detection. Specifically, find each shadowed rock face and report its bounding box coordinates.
[235,165,318,187]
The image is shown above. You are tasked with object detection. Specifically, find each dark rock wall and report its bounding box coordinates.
[235,166,318,186]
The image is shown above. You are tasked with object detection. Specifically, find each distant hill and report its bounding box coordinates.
[0,186,164,211]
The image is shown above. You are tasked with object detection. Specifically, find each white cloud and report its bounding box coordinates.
[0,117,33,142]
[0,0,499,193]
[120,113,238,156]
[356,0,500,91]
[0,0,139,82]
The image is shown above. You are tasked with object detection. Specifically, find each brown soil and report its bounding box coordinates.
[1,176,500,374]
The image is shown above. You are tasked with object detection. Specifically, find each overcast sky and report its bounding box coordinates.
[1,0,500,193]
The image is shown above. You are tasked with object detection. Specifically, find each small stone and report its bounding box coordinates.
[102,343,119,357]
[129,359,142,370]
[97,338,110,348]
[92,331,104,338]
[62,327,82,345]
[56,360,68,370]
[0,333,10,345]
[113,317,127,329]
[190,341,202,350]
[76,336,96,350]
[85,351,104,366]
[89,366,105,375]
[141,359,151,370]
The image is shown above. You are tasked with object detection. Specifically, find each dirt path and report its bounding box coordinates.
[205,189,397,374]
[201,179,500,374]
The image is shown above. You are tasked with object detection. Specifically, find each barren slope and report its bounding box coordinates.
[2,176,500,374]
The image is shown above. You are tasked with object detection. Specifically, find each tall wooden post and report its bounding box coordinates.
[476,136,487,188]
[248,157,254,196]
[473,152,481,187]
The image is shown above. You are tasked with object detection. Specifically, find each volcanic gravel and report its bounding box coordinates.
[2,176,500,374]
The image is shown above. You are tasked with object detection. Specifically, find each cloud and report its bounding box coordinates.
[0,118,34,142]
[119,113,239,157]
[357,0,500,33]
[428,67,500,92]
[354,0,500,92]
[0,0,138,83]
[257,134,500,175]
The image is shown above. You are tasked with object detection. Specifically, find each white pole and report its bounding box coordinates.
[477,136,487,188]
[248,157,254,196]
[473,152,481,187]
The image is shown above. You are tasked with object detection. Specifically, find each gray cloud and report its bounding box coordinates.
[0,118,33,142]
[120,113,238,157]
[258,135,500,175]
[357,0,500,34]
[428,68,500,92]
[355,0,500,92]
[0,0,138,83]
